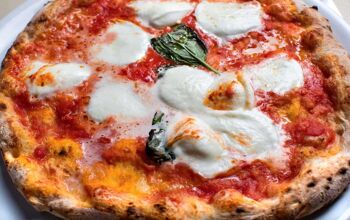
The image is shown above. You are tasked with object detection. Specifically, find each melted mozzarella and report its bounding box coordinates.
[130,0,194,28]
[159,66,214,113]
[205,109,285,162]
[242,34,286,55]
[158,66,288,176]
[90,21,150,66]
[167,115,234,178]
[244,56,304,94]
[26,62,91,97]
[87,78,151,122]
[159,66,253,113]
[195,1,263,42]
[205,73,254,110]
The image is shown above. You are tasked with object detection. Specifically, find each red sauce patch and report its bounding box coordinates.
[119,49,171,83]
[286,117,336,149]
[84,0,135,34]
[33,146,48,161]
[54,95,91,139]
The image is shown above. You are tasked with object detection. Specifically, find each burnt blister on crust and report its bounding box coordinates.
[125,203,145,219]
[236,208,246,214]
[0,103,7,111]
[307,182,316,188]
[126,206,144,219]
[154,204,167,214]
[338,168,348,175]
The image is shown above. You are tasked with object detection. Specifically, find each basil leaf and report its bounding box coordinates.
[151,24,220,74]
[152,111,165,125]
[146,112,175,164]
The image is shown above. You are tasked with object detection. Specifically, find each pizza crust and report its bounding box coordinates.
[1,0,350,219]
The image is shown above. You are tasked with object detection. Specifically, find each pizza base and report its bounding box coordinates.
[1,0,350,219]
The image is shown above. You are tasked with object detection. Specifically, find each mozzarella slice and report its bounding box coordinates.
[87,78,151,122]
[167,115,234,178]
[244,56,304,94]
[195,1,263,42]
[159,66,253,113]
[130,0,194,28]
[90,21,150,66]
[204,73,254,110]
[159,66,214,113]
[158,65,287,176]
[204,109,285,162]
[26,62,92,97]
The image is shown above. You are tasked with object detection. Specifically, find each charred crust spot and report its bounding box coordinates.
[236,208,245,214]
[338,168,347,175]
[0,103,7,111]
[306,169,312,174]
[307,182,316,188]
[324,185,330,190]
[58,149,68,156]
[327,177,333,182]
[293,199,302,204]
[105,206,116,214]
[126,206,139,218]
[154,204,167,213]
[335,125,345,135]
[285,187,292,193]
[311,6,318,10]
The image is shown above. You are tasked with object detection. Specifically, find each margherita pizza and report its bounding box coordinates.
[1,0,350,219]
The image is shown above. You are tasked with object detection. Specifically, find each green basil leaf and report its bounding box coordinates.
[151,24,220,74]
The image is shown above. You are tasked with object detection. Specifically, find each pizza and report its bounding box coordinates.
[1,0,350,219]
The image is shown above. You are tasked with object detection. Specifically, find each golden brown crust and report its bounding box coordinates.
[277,3,350,218]
[1,0,350,219]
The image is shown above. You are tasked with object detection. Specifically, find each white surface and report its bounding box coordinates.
[195,1,263,42]
[0,0,350,219]
[244,56,304,95]
[91,21,150,66]
[130,0,194,28]
[26,62,92,98]
[87,78,151,122]
[160,65,285,178]
[169,115,233,178]
[159,66,215,113]
[159,66,251,113]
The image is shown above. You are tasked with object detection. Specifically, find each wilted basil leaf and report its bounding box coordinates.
[146,112,175,164]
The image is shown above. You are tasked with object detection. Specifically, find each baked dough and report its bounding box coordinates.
[1,0,350,219]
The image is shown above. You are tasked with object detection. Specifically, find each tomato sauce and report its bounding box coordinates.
[286,117,336,149]
[83,0,136,34]
[119,49,171,83]
[33,146,48,161]
[53,94,91,139]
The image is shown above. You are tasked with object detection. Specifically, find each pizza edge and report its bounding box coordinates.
[0,0,350,219]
